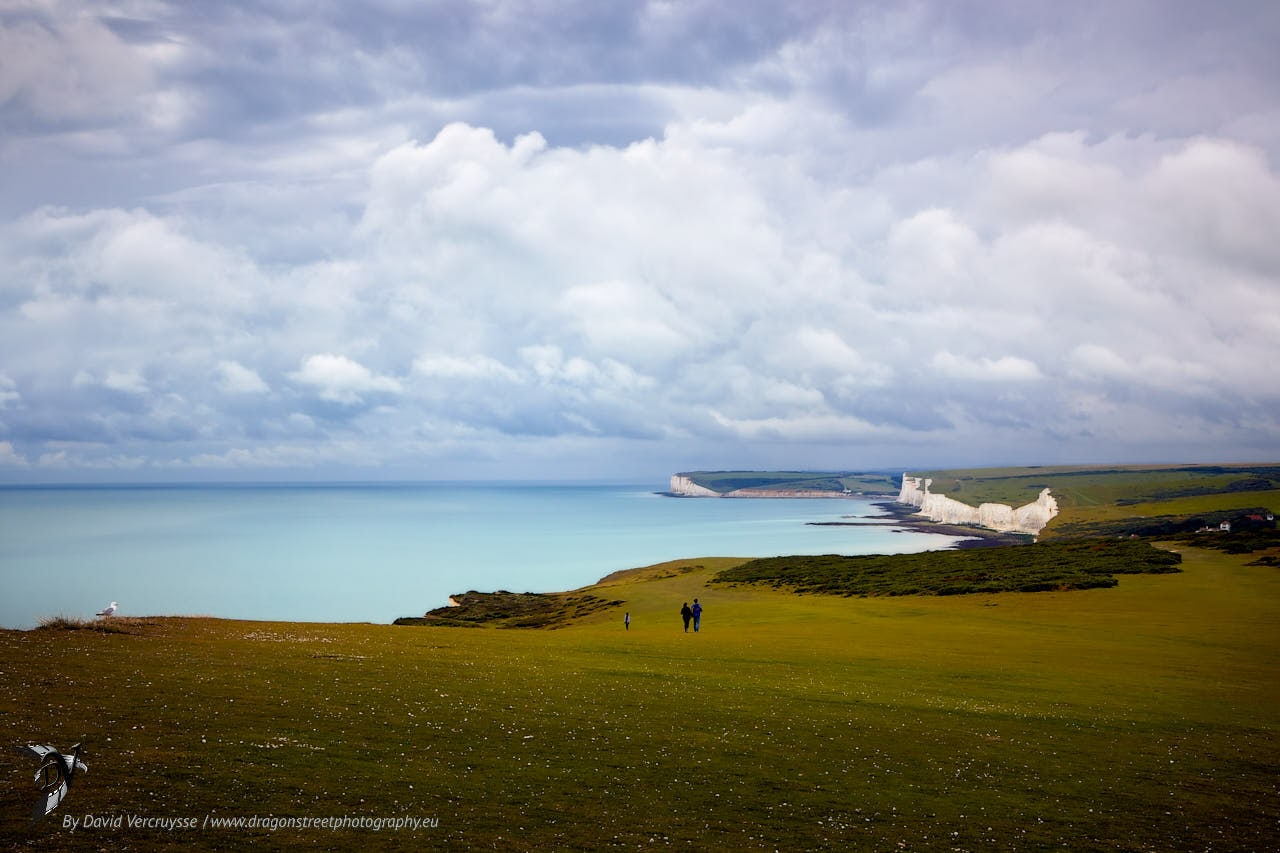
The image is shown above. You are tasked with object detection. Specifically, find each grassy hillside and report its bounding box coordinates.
[3,548,1277,850]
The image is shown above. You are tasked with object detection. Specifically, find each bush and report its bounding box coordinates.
[36,614,128,633]
[711,539,1180,597]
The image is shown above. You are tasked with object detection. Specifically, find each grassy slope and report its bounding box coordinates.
[2,551,1277,851]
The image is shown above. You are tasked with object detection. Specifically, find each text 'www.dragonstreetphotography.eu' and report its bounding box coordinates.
[63,814,438,832]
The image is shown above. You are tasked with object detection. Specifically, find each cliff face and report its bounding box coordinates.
[667,476,849,498]
[668,475,721,497]
[897,475,1058,536]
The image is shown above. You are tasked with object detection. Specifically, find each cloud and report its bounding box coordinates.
[559,280,693,363]
[0,10,153,124]
[0,440,28,467]
[1144,138,1280,273]
[929,352,1043,383]
[217,361,270,394]
[291,354,402,405]
[103,370,150,395]
[413,354,520,383]
[1,2,1278,479]
[709,410,882,444]
[0,374,19,409]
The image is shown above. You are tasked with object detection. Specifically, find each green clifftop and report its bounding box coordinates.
[673,470,899,495]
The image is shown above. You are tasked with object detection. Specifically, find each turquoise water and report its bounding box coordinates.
[0,482,962,629]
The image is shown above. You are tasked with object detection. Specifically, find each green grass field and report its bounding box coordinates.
[3,545,1277,850]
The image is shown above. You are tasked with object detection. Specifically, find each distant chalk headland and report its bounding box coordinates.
[667,469,1057,536]
[670,463,1280,541]
[666,470,900,499]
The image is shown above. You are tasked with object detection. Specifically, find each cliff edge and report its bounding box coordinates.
[668,474,851,498]
[669,474,721,497]
[897,474,1058,536]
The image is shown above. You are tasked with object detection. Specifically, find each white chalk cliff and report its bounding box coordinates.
[669,475,721,497]
[897,475,1058,536]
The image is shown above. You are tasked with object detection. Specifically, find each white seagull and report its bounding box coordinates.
[96,601,117,617]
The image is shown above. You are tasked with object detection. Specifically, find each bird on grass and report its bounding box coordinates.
[96,601,117,617]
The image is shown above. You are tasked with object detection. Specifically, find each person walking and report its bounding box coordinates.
[624,612,630,631]
[691,598,703,633]
[680,602,692,632]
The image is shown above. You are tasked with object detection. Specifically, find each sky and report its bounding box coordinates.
[1,0,1278,483]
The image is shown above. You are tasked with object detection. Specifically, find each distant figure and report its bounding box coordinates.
[96,601,117,618]
[691,598,702,633]
[680,602,692,632]
[624,612,630,631]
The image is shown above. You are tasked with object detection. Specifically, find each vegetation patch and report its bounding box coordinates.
[1170,526,1280,556]
[711,538,1182,596]
[1052,507,1276,540]
[394,590,623,629]
[35,615,134,634]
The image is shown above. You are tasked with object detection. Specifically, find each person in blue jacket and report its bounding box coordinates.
[691,598,703,632]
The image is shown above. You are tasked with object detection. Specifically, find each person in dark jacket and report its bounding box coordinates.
[680,602,692,632]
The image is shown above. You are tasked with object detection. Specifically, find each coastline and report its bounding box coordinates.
[4,483,960,629]
[868,501,1034,549]
[660,489,1029,548]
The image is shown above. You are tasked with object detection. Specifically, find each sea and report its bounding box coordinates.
[0,482,966,630]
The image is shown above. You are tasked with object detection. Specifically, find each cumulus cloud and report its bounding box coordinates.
[0,1,1277,479]
[291,354,402,405]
